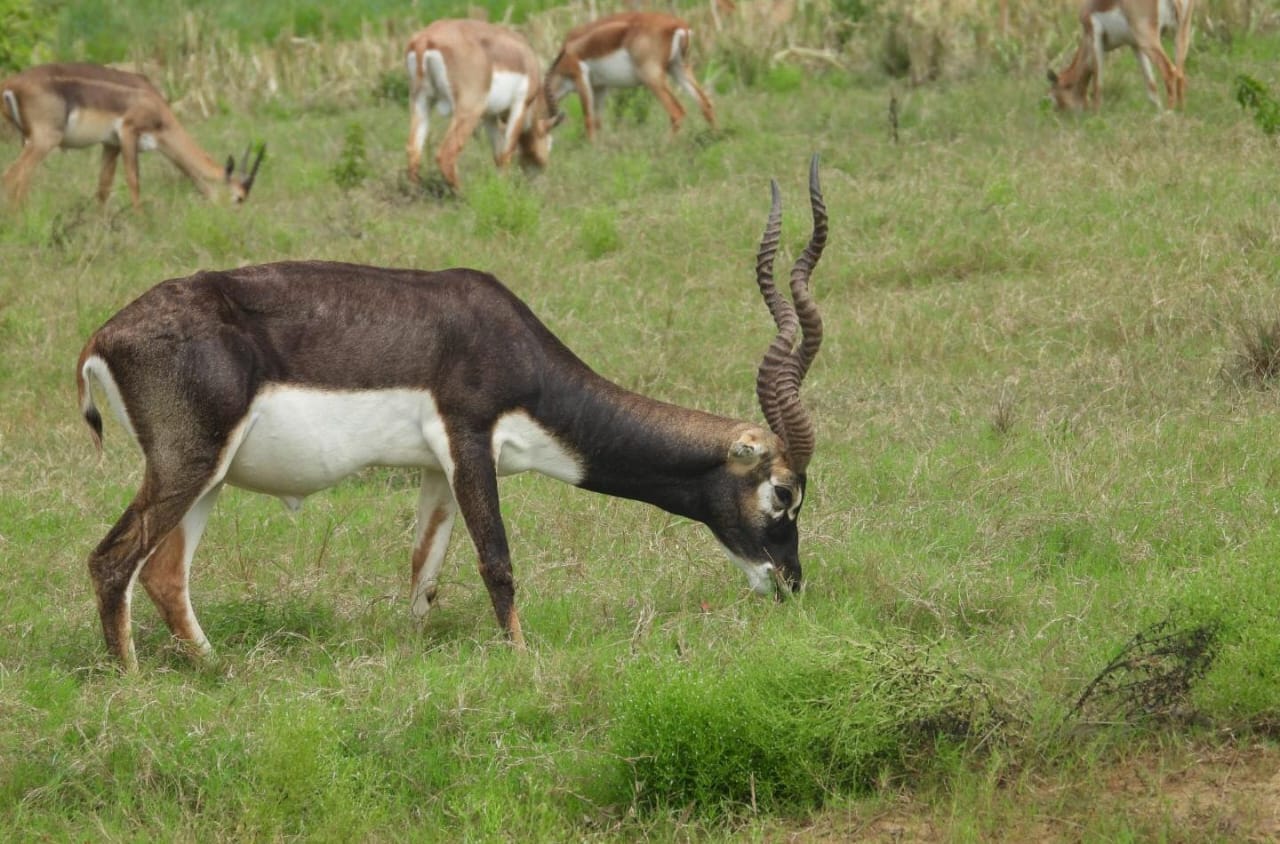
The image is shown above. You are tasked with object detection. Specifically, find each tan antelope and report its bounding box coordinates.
[76,156,827,671]
[546,12,716,141]
[405,19,563,191]
[1047,0,1193,112]
[1,63,263,209]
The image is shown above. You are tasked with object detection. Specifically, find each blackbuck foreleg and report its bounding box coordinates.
[118,125,143,209]
[410,470,458,621]
[639,65,687,134]
[1174,12,1192,105]
[448,439,524,648]
[97,146,121,203]
[493,96,531,169]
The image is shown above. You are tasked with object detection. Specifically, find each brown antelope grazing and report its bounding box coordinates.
[405,19,563,191]
[1047,0,1193,112]
[77,156,827,671]
[1,63,263,208]
[546,12,716,141]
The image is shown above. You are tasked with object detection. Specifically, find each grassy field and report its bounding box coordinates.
[3,3,1280,839]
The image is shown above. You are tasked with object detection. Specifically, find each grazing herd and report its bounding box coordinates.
[3,2,1199,668]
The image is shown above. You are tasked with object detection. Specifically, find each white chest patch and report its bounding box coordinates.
[584,50,640,88]
[491,410,583,483]
[219,386,583,501]
[486,71,531,117]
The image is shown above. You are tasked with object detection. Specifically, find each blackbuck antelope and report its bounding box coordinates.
[77,156,827,671]
[1047,0,1193,112]
[406,19,563,191]
[1,63,263,209]
[546,12,716,141]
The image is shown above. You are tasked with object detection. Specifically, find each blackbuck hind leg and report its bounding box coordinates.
[448,439,524,648]
[669,65,716,128]
[137,485,222,659]
[88,471,216,670]
[406,84,432,183]
[2,128,61,205]
[410,470,458,622]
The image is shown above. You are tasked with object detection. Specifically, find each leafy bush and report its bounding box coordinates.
[469,174,540,237]
[608,635,1000,816]
[331,123,371,191]
[577,208,621,259]
[0,0,49,72]
[1234,74,1280,135]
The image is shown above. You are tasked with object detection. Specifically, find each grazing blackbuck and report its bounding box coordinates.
[405,19,562,191]
[78,157,827,670]
[545,12,716,141]
[1047,0,1193,112]
[2,62,263,208]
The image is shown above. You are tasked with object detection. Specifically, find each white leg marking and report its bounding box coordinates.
[174,486,222,654]
[411,471,458,619]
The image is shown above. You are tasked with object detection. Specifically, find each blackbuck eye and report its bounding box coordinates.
[774,486,793,509]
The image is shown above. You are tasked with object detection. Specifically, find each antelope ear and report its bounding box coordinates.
[727,433,771,470]
[1047,68,1059,85]
[542,112,566,132]
[224,155,235,181]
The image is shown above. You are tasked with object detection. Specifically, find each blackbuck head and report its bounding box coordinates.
[515,76,566,171]
[223,143,266,203]
[713,153,826,597]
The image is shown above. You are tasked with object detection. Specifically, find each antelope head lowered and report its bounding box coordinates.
[2,63,264,209]
[77,157,827,670]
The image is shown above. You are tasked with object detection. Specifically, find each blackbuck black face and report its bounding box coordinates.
[77,157,827,670]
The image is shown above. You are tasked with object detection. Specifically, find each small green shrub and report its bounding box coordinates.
[469,174,539,237]
[761,63,805,94]
[0,0,49,72]
[608,635,1000,816]
[332,123,370,191]
[374,68,410,104]
[1234,74,1280,135]
[577,208,621,259]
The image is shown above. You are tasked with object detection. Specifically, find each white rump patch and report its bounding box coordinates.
[81,354,139,445]
[2,90,20,130]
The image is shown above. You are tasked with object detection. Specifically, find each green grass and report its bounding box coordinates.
[2,15,1280,841]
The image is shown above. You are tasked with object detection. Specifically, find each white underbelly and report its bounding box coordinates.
[220,385,584,499]
[486,70,531,117]
[1093,10,1137,51]
[583,50,640,88]
[225,387,444,497]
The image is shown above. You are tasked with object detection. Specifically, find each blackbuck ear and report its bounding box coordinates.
[224,156,235,181]
[1047,68,1059,85]
[727,433,771,472]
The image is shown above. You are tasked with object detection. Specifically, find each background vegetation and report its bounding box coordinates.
[2,0,1280,838]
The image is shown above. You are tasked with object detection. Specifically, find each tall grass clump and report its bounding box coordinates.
[577,207,621,259]
[469,173,541,237]
[607,633,1001,817]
